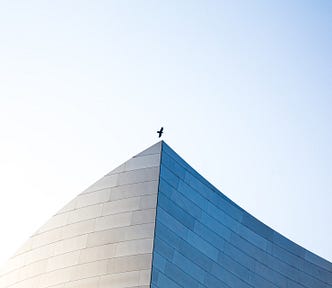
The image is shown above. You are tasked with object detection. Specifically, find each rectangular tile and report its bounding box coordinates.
[110,181,158,201]
[53,234,88,256]
[114,239,154,257]
[125,154,160,172]
[67,204,103,224]
[82,174,118,194]
[47,250,80,272]
[95,212,132,231]
[99,270,141,288]
[131,209,156,225]
[19,258,47,281]
[64,276,100,288]
[70,260,108,281]
[102,197,141,216]
[87,223,155,247]
[117,167,159,186]
[79,243,115,263]
[61,218,96,239]
[108,254,152,274]
[37,213,69,233]
[76,188,110,208]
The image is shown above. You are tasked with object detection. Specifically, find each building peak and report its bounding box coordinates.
[0,142,331,288]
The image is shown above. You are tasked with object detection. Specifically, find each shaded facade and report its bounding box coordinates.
[152,142,332,288]
[0,141,331,288]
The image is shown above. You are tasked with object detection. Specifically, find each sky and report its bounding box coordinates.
[0,0,331,267]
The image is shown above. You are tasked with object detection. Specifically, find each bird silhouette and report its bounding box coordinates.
[157,127,164,138]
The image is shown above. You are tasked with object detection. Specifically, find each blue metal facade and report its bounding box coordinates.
[151,142,332,288]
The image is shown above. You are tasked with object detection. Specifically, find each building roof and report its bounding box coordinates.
[0,141,331,288]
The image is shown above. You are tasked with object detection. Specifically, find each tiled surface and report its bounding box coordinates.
[1,141,331,288]
[0,142,162,288]
[151,142,332,288]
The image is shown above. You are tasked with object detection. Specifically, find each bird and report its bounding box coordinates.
[157,127,164,138]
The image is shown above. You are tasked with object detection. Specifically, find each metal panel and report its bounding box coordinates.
[0,142,162,288]
[151,142,332,288]
[1,141,331,288]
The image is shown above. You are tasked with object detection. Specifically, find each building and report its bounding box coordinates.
[0,141,331,288]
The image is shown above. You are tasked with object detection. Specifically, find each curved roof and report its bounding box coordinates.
[0,141,331,288]
[152,142,332,288]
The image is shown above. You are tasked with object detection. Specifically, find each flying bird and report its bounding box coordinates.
[157,127,164,138]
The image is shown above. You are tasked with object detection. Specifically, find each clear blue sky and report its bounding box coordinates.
[0,0,331,266]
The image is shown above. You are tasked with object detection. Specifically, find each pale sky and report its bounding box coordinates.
[0,0,331,267]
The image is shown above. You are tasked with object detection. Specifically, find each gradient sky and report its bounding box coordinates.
[0,1,331,267]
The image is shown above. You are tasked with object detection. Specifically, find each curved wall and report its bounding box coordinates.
[0,142,162,288]
[151,142,332,288]
[0,141,331,288]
